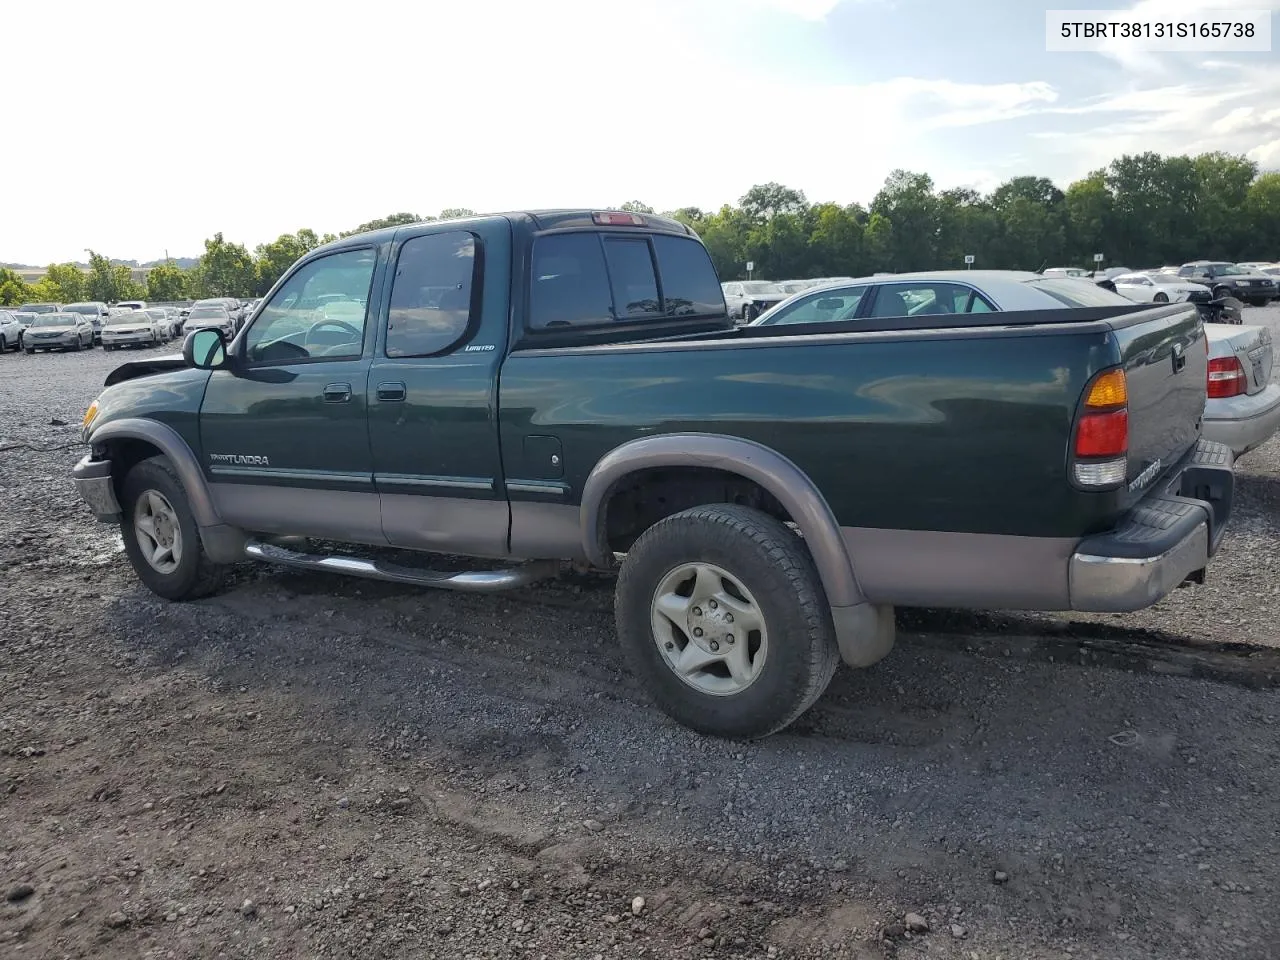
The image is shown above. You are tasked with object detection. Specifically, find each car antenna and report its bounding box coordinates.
[1035,259,1047,274]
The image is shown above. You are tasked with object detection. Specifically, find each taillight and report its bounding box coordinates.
[1072,368,1128,487]
[1207,356,1246,399]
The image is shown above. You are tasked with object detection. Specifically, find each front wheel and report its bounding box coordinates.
[615,504,839,739]
[1153,292,1168,303]
[24,347,34,355]
[120,456,227,601]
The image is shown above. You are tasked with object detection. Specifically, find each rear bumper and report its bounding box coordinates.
[1069,438,1234,612]
[1203,383,1280,457]
[73,454,121,521]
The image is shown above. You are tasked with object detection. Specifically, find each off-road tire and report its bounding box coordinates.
[120,456,226,601]
[615,503,839,739]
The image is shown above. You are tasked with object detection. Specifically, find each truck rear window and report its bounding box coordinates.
[529,231,725,329]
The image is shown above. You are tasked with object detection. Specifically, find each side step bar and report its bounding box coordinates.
[244,539,561,593]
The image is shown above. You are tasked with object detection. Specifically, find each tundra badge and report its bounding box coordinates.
[210,454,270,466]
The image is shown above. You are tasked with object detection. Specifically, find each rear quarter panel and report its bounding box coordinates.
[499,325,1126,538]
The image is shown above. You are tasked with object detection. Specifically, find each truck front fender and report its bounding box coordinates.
[87,418,245,564]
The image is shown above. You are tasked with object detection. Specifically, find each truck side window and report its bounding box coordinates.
[245,249,376,364]
[385,232,479,357]
[653,235,725,316]
[529,233,613,328]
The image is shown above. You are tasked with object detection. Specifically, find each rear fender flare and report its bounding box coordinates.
[579,432,865,609]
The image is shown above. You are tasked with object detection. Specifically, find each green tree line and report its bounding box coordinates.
[3,152,1276,307]
[680,151,1279,281]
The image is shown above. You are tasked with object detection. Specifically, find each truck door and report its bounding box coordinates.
[367,221,511,556]
[198,245,385,543]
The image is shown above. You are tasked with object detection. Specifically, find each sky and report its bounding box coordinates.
[5,0,1278,264]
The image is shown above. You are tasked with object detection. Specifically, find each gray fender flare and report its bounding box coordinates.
[579,433,895,668]
[89,418,245,564]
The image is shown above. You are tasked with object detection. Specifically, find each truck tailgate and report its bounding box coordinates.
[1108,305,1206,500]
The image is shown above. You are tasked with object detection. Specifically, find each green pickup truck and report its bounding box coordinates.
[73,210,1235,738]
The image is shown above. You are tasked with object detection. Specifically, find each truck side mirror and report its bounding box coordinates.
[184,328,228,370]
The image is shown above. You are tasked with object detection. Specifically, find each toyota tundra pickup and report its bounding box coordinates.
[72,210,1235,739]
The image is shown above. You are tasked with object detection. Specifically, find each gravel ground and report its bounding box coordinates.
[2,311,1280,960]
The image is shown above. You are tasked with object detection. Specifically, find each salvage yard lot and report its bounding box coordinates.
[3,311,1280,960]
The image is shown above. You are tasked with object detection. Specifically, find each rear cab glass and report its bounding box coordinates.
[528,231,726,331]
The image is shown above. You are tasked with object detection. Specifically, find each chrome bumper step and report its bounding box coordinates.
[244,540,560,593]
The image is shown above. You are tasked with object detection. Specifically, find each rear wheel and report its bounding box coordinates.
[120,456,227,601]
[0,335,6,352]
[615,504,839,739]
[1249,298,1268,307]
[24,347,34,355]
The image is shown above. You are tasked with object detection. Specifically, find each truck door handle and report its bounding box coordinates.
[323,382,352,403]
[377,381,407,402]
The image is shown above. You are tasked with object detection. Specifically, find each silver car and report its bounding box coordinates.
[721,281,788,323]
[1202,323,1280,458]
[22,312,95,352]
[101,311,166,351]
[0,309,23,352]
[750,269,1137,326]
[182,305,235,339]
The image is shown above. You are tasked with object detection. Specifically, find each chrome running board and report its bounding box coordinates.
[244,539,560,593]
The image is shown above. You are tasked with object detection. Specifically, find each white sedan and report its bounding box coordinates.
[1111,272,1212,304]
[1202,323,1280,458]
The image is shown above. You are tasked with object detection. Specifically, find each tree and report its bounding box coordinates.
[807,203,865,276]
[342,212,427,237]
[0,268,28,306]
[1064,171,1113,265]
[28,263,86,303]
[935,189,998,268]
[870,170,937,271]
[739,182,808,222]
[146,262,189,301]
[619,201,654,214]
[438,208,477,219]
[85,250,143,302]
[1247,172,1280,256]
[192,233,256,298]
[253,229,328,295]
[1194,152,1258,259]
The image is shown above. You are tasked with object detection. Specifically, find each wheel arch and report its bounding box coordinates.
[580,433,865,610]
[90,418,220,528]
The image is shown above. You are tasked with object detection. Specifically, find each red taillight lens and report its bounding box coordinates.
[1207,356,1246,399]
[1075,408,1129,457]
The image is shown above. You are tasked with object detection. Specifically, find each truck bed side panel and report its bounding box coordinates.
[499,325,1121,541]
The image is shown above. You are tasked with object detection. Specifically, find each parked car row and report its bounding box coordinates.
[1,295,263,352]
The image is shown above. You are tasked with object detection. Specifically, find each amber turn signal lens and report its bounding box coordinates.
[1084,369,1127,408]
